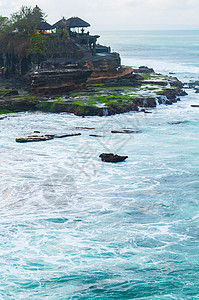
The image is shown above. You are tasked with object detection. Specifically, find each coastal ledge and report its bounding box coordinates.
[0,66,187,117]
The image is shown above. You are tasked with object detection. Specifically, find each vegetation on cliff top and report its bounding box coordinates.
[0,6,84,77]
[0,6,45,58]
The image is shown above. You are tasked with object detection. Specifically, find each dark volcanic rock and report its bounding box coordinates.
[0,98,38,112]
[4,90,19,97]
[99,153,128,163]
[141,109,152,113]
[54,133,81,138]
[111,129,140,133]
[133,66,155,74]
[108,103,139,115]
[169,78,184,88]
[143,97,157,108]
[168,121,185,125]
[158,88,187,100]
[179,90,188,96]
[188,81,199,89]
[165,100,173,105]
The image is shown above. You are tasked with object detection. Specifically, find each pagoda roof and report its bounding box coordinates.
[52,17,68,29]
[65,17,90,28]
[37,21,52,30]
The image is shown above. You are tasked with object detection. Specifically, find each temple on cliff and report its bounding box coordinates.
[29,7,123,94]
[35,5,110,56]
[0,5,123,93]
[53,16,101,56]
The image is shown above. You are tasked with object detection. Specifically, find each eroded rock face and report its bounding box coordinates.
[103,72,143,87]
[99,153,128,163]
[28,52,125,95]
[0,98,38,112]
[29,68,92,95]
[83,53,121,77]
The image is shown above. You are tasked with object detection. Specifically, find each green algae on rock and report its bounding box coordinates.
[0,67,186,117]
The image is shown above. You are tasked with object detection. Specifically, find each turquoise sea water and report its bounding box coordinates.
[1,31,199,299]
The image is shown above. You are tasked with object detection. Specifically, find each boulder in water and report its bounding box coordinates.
[99,153,128,163]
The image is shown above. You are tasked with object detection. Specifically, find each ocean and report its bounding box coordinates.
[0,30,199,299]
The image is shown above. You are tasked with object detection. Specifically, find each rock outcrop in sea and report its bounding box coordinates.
[0,66,187,116]
[0,7,187,116]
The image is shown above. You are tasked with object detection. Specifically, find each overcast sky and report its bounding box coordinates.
[0,0,199,31]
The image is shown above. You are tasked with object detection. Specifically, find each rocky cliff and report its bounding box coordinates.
[29,68,92,95]
[29,52,122,95]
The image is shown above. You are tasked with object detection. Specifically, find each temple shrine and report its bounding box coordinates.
[36,10,110,56]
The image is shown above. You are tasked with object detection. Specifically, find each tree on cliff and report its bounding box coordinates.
[0,6,46,58]
[0,16,8,29]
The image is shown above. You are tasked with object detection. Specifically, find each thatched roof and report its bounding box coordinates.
[37,21,52,30]
[52,17,68,29]
[65,17,90,28]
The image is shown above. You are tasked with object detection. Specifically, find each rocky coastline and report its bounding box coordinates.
[0,65,187,117]
[0,6,188,118]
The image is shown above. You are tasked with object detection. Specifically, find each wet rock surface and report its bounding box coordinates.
[0,66,186,117]
[99,153,128,163]
[111,129,140,133]
[0,116,7,120]
[16,133,81,143]
[168,121,186,125]
[133,66,155,74]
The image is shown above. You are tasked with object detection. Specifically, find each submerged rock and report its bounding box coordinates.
[99,153,128,163]
[188,81,199,89]
[54,133,81,138]
[168,121,185,125]
[16,135,54,143]
[75,127,95,130]
[111,129,140,133]
[140,109,152,113]
[16,133,81,143]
